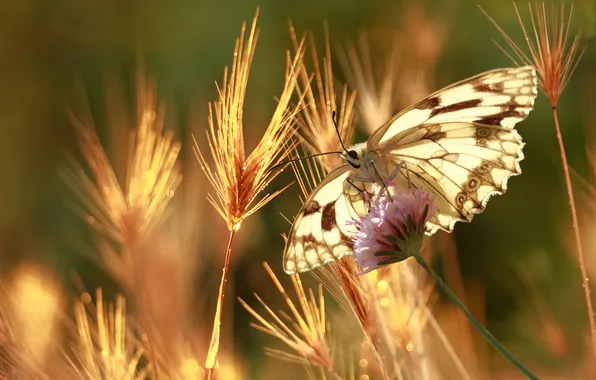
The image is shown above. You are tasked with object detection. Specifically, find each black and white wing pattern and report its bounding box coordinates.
[369,66,537,147]
[377,122,526,234]
[283,66,537,274]
[282,165,376,274]
[373,66,537,233]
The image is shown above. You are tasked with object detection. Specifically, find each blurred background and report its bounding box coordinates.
[1,0,596,378]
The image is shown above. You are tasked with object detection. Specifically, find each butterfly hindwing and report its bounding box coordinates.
[382,122,525,233]
[283,166,374,274]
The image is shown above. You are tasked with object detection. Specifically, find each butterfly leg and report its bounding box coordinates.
[375,160,405,187]
[388,161,405,183]
[367,160,405,203]
[346,177,369,193]
[347,176,377,184]
[347,176,380,208]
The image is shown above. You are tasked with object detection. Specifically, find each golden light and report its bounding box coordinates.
[376,279,388,293]
[180,358,202,379]
[11,263,61,364]
[216,352,246,380]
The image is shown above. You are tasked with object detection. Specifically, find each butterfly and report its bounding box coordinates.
[283,66,538,274]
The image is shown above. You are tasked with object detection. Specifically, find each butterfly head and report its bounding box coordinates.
[345,149,360,168]
[341,143,368,169]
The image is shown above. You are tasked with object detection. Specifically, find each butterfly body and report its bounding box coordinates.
[284,66,538,274]
[341,143,388,181]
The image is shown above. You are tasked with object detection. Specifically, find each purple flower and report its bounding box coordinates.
[352,187,438,274]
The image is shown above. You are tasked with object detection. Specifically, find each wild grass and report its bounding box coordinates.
[0,1,593,379]
[482,1,591,364]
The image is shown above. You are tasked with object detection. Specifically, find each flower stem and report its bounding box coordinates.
[412,253,539,380]
[552,107,596,357]
[205,230,236,379]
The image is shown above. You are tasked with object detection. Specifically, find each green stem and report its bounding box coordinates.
[412,253,539,380]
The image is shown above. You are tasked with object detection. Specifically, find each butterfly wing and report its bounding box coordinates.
[376,122,525,233]
[369,66,537,147]
[372,66,537,233]
[284,66,537,273]
[283,165,375,274]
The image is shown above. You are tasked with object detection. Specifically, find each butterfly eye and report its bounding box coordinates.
[347,150,358,159]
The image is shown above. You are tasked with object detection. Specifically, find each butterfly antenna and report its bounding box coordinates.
[331,110,349,152]
[267,151,343,174]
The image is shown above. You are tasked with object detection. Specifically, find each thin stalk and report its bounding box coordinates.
[424,308,471,380]
[551,107,596,356]
[205,231,236,379]
[412,253,539,380]
[369,290,401,380]
[131,250,159,379]
[439,233,478,369]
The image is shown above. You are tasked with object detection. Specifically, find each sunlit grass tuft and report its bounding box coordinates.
[67,75,182,250]
[289,23,356,171]
[67,289,148,380]
[238,263,336,375]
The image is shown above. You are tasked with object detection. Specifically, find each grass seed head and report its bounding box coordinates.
[289,23,357,172]
[67,74,182,249]
[194,10,305,232]
[482,2,585,107]
[238,263,333,371]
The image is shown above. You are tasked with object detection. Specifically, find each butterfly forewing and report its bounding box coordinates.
[369,66,537,147]
[283,66,537,274]
[384,122,525,233]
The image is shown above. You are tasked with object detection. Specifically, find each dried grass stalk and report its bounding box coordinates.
[482,1,593,359]
[194,9,306,374]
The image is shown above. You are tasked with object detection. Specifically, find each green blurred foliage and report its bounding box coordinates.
[0,0,595,377]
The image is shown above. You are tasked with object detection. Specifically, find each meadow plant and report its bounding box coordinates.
[482,0,590,359]
[0,2,592,380]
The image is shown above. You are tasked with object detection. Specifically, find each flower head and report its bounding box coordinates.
[352,187,437,274]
